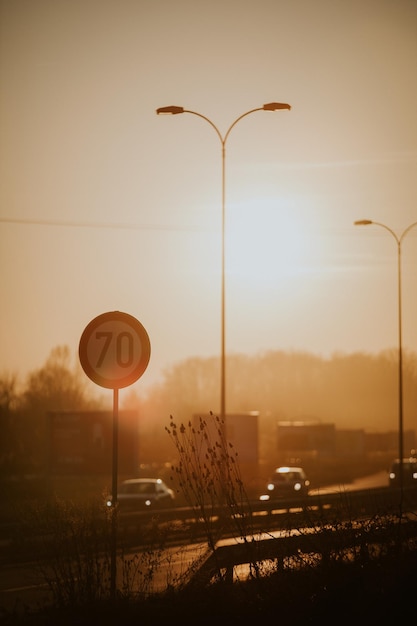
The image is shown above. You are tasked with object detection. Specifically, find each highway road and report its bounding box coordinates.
[0,470,392,616]
[0,541,210,615]
[309,470,389,495]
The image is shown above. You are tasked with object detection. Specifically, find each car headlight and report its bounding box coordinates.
[294,482,301,491]
[267,483,275,491]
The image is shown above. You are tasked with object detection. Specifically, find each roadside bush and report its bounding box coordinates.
[165,413,255,554]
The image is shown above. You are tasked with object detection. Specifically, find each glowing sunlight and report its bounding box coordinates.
[226,196,318,286]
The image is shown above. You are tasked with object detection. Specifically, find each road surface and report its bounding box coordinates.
[0,471,390,615]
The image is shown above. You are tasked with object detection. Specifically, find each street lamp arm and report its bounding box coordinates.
[182,109,224,145]
[354,219,417,246]
[400,221,417,245]
[170,107,280,147]
[223,107,264,144]
[370,221,399,244]
[156,102,291,147]
[224,102,291,144]
[156,107,224,145]
[354,219,398,244]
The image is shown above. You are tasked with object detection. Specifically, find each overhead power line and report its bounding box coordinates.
[0,216,216,232]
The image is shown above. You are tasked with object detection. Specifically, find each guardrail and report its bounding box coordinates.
[1,485,416,565]
[185,516,417,588]
[116,485,417,546]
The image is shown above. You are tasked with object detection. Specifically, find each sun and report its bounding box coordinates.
[226,196,314,287]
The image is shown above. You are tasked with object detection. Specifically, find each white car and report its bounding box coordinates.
[260,466,310,501]
[108,478,175,510]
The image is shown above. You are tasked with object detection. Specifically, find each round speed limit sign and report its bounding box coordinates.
[79,311,151,389]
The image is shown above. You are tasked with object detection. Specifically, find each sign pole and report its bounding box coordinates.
[110,387,119,599]
[79,311,151,600]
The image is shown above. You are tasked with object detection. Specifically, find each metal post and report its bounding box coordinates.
[110,387,119,598]
[354,219,417,519]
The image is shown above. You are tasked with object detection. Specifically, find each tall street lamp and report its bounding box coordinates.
[157,103,291,421]
[354,219,417,510]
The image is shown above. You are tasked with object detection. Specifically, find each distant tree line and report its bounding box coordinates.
[133,348,417,467]
[1,345,417,478]
[0,346,104,477]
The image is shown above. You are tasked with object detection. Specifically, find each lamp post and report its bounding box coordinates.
[354,219,417,510]
[157,103,291,420]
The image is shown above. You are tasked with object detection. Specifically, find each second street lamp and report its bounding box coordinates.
[157,103,291,421]
[354,218,417,515]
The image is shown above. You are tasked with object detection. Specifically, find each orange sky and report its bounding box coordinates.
[1,0,416,396]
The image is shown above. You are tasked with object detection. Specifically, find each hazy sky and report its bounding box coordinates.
[1,0,416,396]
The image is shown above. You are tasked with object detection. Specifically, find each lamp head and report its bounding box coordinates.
[156,106,185,115]
[354,220,373,226]
[263,102,291,111]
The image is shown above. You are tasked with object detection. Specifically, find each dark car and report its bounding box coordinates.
[388,458,417,488]
[260,466,310,501]
[107,478,176,510]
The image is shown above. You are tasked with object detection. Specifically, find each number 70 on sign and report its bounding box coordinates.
[79,311,151,389]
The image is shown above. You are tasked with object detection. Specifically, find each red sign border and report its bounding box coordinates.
[79,311,151,389]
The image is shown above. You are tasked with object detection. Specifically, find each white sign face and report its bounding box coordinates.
[79,311,151,389]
